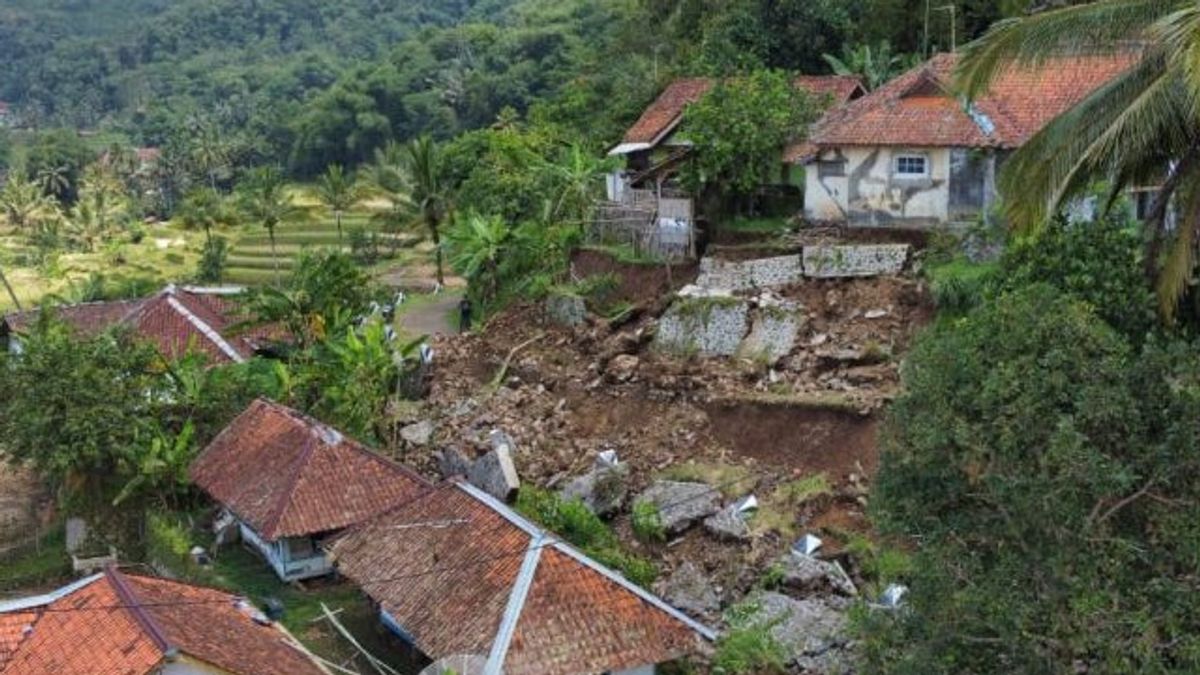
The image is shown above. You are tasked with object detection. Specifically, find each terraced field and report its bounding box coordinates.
[222,213,419,286]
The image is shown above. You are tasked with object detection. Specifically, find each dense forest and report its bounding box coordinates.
[1,0,1030,173]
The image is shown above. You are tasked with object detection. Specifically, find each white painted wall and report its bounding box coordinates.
[805,146,952,226]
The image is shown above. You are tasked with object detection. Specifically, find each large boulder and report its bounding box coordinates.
[560,463,629,517]
[775,553,857,597]
[659,561,720,616]
[468,434,520,502]
[400,420,435,446]
[703,505,751,542]
[751,592,852,673]
[545,293,587,326]
[634,481,720,535]
[435,446,473,479]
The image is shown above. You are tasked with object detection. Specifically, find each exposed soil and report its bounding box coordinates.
[704,401,878,481]
[0,466,48,550]
[570,249,698,307]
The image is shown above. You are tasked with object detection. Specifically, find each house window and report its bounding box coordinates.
[818,159,846,178]
[894,154,929,178]
[286,537,315,559]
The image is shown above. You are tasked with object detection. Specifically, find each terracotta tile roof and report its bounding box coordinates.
[329,481,713,675]
[190,399,432,541]
[0,611,38,670]
[618,75,864,147]
[0,569,326,675]
[810,51,1138,149]
[1,286,263,364]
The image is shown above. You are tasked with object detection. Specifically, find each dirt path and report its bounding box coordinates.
[397,292,463,337]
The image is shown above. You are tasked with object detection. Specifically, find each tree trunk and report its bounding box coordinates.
[269,227,280,287]
[1145,142,1200,282]
[431,222,444,285]
[336,210,343,243]
[0,265,21,311]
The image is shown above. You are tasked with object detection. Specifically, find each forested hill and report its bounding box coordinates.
[0,0,512,128]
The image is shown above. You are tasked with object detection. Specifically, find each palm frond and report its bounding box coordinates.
[956,0,1169,101]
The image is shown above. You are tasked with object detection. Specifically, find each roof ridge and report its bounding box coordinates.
[105,567,173,656]
[260,430,322,540]
[484,533,546,673]
[163,293,245,363]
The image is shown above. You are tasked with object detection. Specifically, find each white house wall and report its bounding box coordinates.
[806,146,954,227]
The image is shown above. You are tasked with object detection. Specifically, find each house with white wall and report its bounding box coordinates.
[189,399,431,582]
[329,479,715,675]
[0,567,328,674]
[802,52,1136,228]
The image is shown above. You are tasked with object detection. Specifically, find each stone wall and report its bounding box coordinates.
[656,298,750,356]
[696,255,804,290]
[802,244,908,278]
[738,307,802,364]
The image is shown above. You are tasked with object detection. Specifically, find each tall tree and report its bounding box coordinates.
[954,0,1200,320]
[403,136,453,285]
[1,171,57,233]
[315,164,358,242]
[238,166,307,286]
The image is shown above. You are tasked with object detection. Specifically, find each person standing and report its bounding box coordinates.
[458,297,473,333]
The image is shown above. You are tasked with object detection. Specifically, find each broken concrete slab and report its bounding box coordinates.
[468,444,520,502]
[751,592,851,672]
[696,255,805,290]
[634,481,721,535]
[656,298,750,357]
[659,561,720,616]
[738,308,802,365]
[803,244,909,278]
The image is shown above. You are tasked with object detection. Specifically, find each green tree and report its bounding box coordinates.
[177,188,227,245]
[955,1,1200,320]
[541,145,615,226]
[23,129,94,205]
[237,166,308,285]
[864,285,1200,673]
[680,70,821,212]
[315,164,358,242]
[445,213,512,304]
[823,41,918,90]
[403,136,453,285]
[1,171,58,233]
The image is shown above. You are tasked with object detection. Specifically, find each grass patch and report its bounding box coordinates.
[722,216,792,234]
[515,487,658,586]
[925,257,997,314]
[843,533,915,596]
[751,473,832,538]
[661,461,755,499]
[713,599,788,674]
[631,501,666,543]
[0,525,72,593]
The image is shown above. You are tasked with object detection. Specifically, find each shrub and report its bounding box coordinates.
[196,236,227,283]
[631,501,665,543]
[713,600,787,674]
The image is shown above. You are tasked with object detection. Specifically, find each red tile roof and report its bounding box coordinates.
[2,286,263,364]
[329,481,712,675]
[0,569,326,675]
[190,399,431,541]
[0,612,38,670]
[810,51,1137,149]
[619,75,864,147]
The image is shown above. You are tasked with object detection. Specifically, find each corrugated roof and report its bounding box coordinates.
[189,399,432,541]
[810,51,1138,149]
[329,481,712,675]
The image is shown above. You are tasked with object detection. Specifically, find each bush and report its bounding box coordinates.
[631,501,665,543]
[196,236,228,283]
[145,512,205,581]
[864,285,1200,673]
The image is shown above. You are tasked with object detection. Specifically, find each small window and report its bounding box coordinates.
[894,154,928,178]
[818,159,846,178]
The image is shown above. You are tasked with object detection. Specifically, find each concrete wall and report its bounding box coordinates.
[696,255,804,291]
[807,146,994,227]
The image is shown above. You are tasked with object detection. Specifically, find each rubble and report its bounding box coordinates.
[605,354,640,382]
[659,562,720,616]
[545,293,587,326]
[399,420,435,446]
[434,446,472,479]
[467,432,521,501]
[634,481,721,535]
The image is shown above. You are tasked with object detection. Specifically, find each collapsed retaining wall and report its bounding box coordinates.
[694,244,909,289]
[738,307,803,364]
[657,296,803,362]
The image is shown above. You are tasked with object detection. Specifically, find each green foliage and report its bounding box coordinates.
[865,285,1200,673]
[680,70,821,202]
[515,487,658,587]
[631,501,666,543]
[823,41,919,90]
[712,599,787,675]
[0,525,71,592]
[196,236,229,283]
[925,258,997,315]
[22,129,95,205]
[998,213,1155,341]
[145,512,207,582]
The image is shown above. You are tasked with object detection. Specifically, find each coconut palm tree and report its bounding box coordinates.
[365,138,454,283]
[445,213,511,303]
[823,41,918,91]
[541,144,614,226]
[238,166,308,286]
[955,0,1200,319]
[316,164,358,242]
[0,172,56,233]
